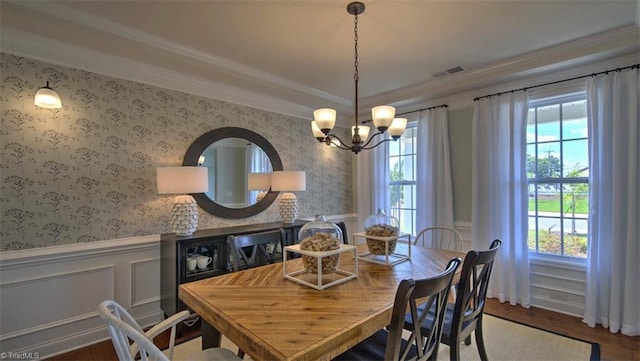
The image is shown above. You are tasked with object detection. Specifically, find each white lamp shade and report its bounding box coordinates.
[313,108,336,132]
[371,105,396,130]
[351,125,370,142]
[157,166,209,194]
[388,118,407,137]
[311,121,325,139]
[248,173,271,190]
[271,171,306,192]
[34,85,62,109]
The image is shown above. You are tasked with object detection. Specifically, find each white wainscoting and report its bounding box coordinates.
[529,255,586,317]
[0,235,163,359]
[0,214,359,359]
[454,221,587,317]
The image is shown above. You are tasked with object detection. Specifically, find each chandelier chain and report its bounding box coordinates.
[353,11,359,127]
[354,12,359,83]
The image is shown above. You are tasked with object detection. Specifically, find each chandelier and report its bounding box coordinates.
[311,2,407,154]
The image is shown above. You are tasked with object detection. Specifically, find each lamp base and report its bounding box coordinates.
[279,193,298,224]
[171,195,199,236]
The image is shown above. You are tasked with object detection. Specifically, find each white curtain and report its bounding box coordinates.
[370,136,391,214]
[472,92,531,307]
[584,67,639,336]
[415,107,455,234]
[355,138,390,229]
[246,144,272,204]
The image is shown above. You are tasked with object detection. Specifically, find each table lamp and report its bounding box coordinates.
[157,166,209,236]
[248,172,271,203]
[271,171,306,223]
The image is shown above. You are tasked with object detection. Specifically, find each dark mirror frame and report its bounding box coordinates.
[183,127,283,219]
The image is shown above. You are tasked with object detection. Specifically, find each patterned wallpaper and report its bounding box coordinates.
[0,53,353,250]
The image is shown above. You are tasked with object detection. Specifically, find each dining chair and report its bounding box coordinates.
[227,228,287,359]
[97,300,241,361]
[227,228,287,272]
[405,239,502,361]
[334,257,462,361]
[414,226,465,252]
[335,221,349,244]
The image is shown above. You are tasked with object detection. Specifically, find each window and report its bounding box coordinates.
[388,125,417,236]
[527,93,589,258]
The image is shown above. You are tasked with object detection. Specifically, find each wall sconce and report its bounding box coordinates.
[271,171,306,223]
[197,155,205,166]
[248,172,271,203]
[34,81,62,109]
[157,166,209,236]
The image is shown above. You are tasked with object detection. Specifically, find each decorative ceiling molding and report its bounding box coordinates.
[0,27,315,120]
[2,0,638,126]
[362,24,640,111]
[7,0,350,107]
[393,52,640,113]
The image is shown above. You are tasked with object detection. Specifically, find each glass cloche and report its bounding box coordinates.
[298,215,343,273]
[364,208,399,255]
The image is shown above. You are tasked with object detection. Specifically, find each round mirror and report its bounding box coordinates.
[183,127,283,219]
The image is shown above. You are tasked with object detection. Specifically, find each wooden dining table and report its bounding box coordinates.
[179,242,463,361]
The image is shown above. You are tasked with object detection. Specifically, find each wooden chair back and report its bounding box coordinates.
[449,239,502,349]
[335,221,349,244]
[227,228,286,271]
[386,257,462,361]
[414,226,464,252]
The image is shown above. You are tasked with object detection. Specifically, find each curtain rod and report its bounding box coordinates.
[396,104,448,117]
[361,104,448,123]
[474,63,639,101]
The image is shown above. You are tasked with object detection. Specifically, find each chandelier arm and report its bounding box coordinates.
[359,130,385,149]
[333,142,354,151]
[326,133,353,149]
[361,137,397,151]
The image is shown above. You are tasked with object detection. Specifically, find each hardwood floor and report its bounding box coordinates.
[47,299,638,360]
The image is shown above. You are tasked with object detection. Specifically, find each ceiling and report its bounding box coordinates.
[2,0,639,124]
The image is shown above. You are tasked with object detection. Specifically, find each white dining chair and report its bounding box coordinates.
[414,226,464,252]
[97,300,241,361]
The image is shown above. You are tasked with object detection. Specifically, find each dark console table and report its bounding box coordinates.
[160,220,308,317]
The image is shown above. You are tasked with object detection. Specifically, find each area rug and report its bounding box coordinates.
[172,315,600,360]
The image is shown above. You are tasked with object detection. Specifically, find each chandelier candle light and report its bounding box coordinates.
[271,171,306,223]
[311,2,407,154]
[157,166,209,236]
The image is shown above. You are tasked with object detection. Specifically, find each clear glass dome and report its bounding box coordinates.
[298,215,342,273]
[364,209,399,255]
[299,215,343,242]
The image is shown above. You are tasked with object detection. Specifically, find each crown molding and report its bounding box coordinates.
[3,0,637,124]
[7,0,350,108]
[362,24,639,112]
[0,27,315,120]
[392,52,640,114]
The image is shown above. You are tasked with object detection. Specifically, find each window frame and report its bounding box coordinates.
[526,92,589,260]
[388,120,418,236]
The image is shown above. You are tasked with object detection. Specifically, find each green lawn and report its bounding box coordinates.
[529,196,588,214]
